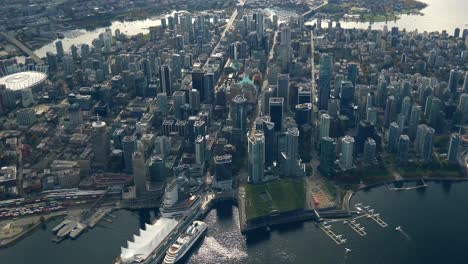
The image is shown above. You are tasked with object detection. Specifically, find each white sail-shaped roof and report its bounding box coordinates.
[120,217,178,263]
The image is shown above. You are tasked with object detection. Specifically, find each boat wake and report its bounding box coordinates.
[397,228,411,241]
[193,236,247,262]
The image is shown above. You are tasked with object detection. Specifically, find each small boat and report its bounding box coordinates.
[345,248,352,252]
[395,226,401,231]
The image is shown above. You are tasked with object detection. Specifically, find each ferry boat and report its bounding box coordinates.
[163,221,208,264]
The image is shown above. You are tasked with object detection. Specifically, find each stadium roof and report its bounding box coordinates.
[0,71,47,91]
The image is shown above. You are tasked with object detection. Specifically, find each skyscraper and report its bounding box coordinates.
[388,122,400,153]
[269,97,284,131]
[132,151,147,196]
[409,105,422,139]
[448,133,460,162]
[122,135,137,173]
[248,131,265,184]
[364,138,376,164]
[92,119,110,169]
[283,127,299,177]
[55,40,64,59]
[159,65,172,96]
[448,69,458,93]
[415,124,435,161]
[231,94,248,141]
[398,135,410,160]
[318,53,333,110]
[214,154,233,190]
[195,135,206,165]
[319,113,331,139]
[340,135,354,170]
[277,74,290,108]
[458,93,468,121]
[319,137,335,176]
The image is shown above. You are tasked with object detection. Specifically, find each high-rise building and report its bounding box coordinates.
[214,154,233,190]
[366,107,377,125]
[295,103,312,126]
[203,72,215,103]
[269,97,284,131]
[256,12,264,40]
[340,135,354,170]
[319,113,331,139]
[429,97,443,132]
[388,122,400,153]
[122,135,137,173]
[319,137,335,176]
[132,151,147,196]
[55,40,64,59]
[248,131,265,184]
[148,155,166,188]
[458,93,468,121]
[282,127,299,177]
[159,65,172,96]
[262,119,276,166]
[398,135,410,160]
[409,105,422,139]
[195,135,206,165]
[16,108,36,126]
[231,94,248,142]
[448,133,460,162]
[401,96,412,123]
[92,119,110,169]
[277,74,289,108]
[157,93,169,115]
[364,138,376,164]
[448,69,458,93]
[192,68,205,100]
[63,55,75,76]
[346,63,358,87]
[415,124,435,161]
[318,53,333,110]
[463,71,468,93]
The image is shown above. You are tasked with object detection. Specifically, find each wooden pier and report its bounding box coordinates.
[344,220,367,236]
[318,223,346,245]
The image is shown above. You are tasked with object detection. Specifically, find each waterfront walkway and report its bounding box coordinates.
[0,32,42,64]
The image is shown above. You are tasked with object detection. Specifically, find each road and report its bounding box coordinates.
[0,32,42,64]
[204,0,245,68]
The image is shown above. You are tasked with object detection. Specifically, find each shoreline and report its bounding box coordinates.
[0,213,66,249]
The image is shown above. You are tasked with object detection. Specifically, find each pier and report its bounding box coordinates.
[344,220,367,236]
[388,179,428,191]
[367,213,388,227]
[318,223,346,245]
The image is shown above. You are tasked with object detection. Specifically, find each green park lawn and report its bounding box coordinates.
[244,179,305,220]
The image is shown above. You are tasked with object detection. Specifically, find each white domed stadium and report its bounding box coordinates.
[0,71,47,91]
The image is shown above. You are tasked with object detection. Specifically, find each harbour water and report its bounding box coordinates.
[1,181,468,264]
[310,0,467,32]
[15,0,467,63]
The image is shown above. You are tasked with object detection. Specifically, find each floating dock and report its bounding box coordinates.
[318,223,346,245]
[344,220,366,236]
[367,213,388,227]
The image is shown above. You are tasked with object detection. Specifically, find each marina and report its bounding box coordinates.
[344,220,367,236]
[318,223,346,245]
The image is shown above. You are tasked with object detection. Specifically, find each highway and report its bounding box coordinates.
[0,32,42,64]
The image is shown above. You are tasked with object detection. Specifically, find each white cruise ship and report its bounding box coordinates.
[163,221,208,264]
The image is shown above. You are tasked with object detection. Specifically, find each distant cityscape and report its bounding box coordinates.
[0,0,467,263]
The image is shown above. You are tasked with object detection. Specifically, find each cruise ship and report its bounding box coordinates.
[159,176,202,218]
[163,221,208,264]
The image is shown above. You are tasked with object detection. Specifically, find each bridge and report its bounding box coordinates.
[302,1,328,19]
[0,32,42,64]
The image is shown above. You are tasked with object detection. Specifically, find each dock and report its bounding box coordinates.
[367,213,388,227]
[318,223,346,245]
[388,179,428,191]
[344,220,366,236]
